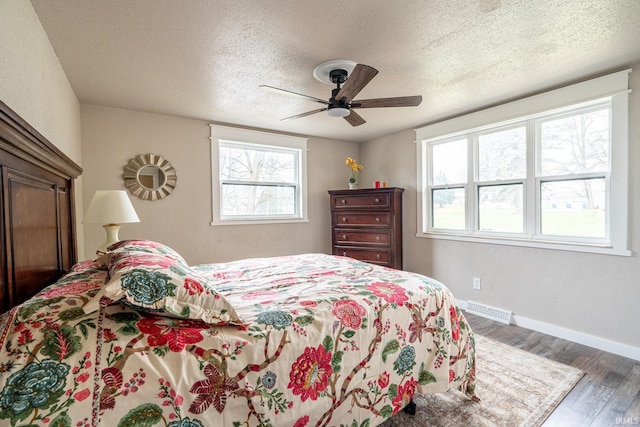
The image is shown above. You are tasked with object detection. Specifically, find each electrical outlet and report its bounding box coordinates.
[473,277,481,290]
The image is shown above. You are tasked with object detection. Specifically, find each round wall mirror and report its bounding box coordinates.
[138,165,166,190]
[124,154,176,200]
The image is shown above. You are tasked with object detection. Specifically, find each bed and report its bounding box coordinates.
[0,102,477,427]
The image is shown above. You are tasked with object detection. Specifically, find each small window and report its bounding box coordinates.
[210,125,308,225]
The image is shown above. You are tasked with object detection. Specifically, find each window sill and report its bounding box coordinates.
[416,231,632,256]
[211,218,309,226]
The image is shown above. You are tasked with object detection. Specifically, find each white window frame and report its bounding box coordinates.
[416,69,631,256]
[210,125,308,225]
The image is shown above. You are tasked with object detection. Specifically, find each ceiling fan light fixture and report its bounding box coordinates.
[327,107,350,118]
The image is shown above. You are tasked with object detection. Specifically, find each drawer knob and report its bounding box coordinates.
[342,217,347,222]
[376,254,381,259]
[376,235,381,241]
[375,217,380,222]
[342,234,348,240]
[375,198,380,203]
[341,199,346,204]
[342,251,347,256]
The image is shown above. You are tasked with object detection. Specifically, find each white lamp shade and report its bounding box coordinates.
[84,190,140,225]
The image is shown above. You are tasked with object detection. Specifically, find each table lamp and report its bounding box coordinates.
[84,190,140,254]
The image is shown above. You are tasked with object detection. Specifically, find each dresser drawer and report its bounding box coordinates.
[331,193,390,210]
[333,212,391,227]
[334,247,390,264]
[334,229,389,245]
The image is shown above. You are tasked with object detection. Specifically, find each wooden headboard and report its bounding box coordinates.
[0,100,82,313]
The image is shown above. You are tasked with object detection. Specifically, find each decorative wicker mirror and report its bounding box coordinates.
[124,154,177,200]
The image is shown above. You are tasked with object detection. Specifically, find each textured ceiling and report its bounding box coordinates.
[31,0,640,142]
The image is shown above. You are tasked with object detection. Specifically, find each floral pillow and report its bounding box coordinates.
[107,239,188,266]
[84,251,243,326]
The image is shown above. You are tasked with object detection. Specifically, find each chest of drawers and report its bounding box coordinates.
[328,187,403,269]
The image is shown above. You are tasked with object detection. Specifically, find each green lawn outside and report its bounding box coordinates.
[433,205,605,237]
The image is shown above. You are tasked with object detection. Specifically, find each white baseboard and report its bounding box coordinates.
[457,300,640,362]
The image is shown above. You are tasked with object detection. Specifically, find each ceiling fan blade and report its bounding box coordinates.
[352,95,423,109]
[335,64,378,103]
[260,85,328,105]
[343,110,366,127]
[281,107,328,122]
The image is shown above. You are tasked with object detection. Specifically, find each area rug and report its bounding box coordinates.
[380,335,585,427]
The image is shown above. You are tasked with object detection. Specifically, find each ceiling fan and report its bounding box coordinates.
[260,61,422,127]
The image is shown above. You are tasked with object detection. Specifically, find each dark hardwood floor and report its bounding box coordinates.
[465,312,640,427]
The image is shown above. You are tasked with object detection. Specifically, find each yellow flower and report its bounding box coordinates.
[345,157,363,183]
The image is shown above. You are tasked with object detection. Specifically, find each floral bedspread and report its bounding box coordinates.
[0,253,476,427]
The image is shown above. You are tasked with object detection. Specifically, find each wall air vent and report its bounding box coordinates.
[466,300,512,324]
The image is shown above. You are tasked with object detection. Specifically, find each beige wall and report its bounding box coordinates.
[80,104,359,264]
[0,0,84,257]
[361,67,640,354]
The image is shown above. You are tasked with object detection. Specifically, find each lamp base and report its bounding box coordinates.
[96,223,122,255]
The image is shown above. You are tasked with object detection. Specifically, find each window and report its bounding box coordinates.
[210,125,308,224]
[416,70,630,255]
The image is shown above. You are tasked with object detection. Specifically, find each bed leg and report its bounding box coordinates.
[402,399,416,415]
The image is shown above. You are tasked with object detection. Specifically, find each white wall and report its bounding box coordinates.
[0,0,84,257]
[80,104,359,264]
[361,67,640,357]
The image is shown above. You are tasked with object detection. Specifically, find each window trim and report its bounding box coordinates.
[416,69,631,256]
[210,125,308,225]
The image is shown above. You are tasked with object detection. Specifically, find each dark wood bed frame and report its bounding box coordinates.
[0,100,82,313]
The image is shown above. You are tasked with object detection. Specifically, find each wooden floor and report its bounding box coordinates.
[465,312,640,427]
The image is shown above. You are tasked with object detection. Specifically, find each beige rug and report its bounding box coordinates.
[380,335,585,427]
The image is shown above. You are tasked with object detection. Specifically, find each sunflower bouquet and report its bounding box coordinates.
[345,157,363,183]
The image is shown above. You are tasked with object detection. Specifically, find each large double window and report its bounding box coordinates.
[417,70,630,255]
[210,125,308,224]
